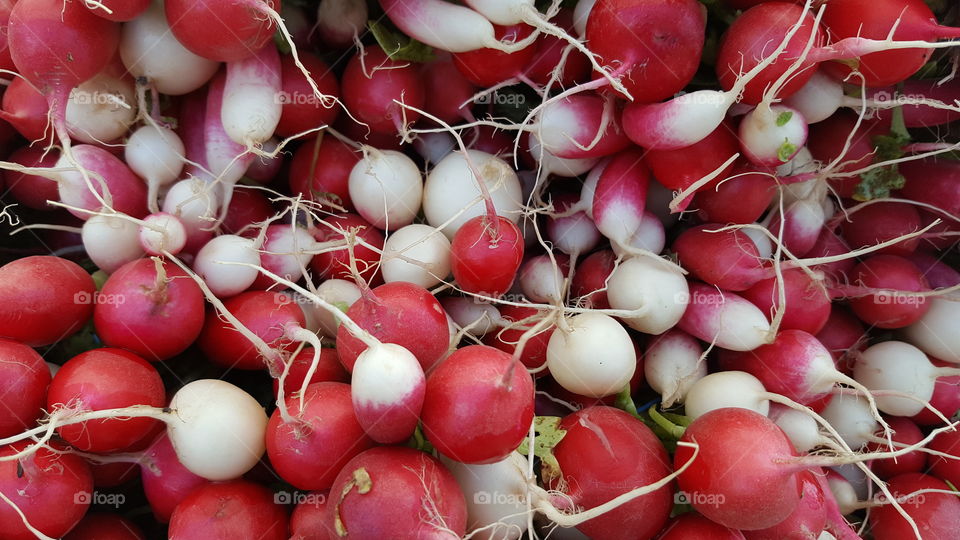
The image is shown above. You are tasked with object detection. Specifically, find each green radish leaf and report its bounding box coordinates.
[517,416,567,483]
[368,20,434,63]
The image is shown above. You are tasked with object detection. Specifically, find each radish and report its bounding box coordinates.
[94,258,205,361]
[769,403,823,453]
[266,382,375,490]
[819,395,880,450]
[348,147,423,230]
[193,234,262,298]
[351,342,426,443]
[570,249,615,309]
[125,124,186,213]
[679,283,772,351]
[421,58,478,125]
[289,135,359,210]
[168,480,288,540]
[451,215,525,298]
[379,0,537,53]
[276,52,340,137]
[738,105,808,165]
[521,9,591,87]
[63,514,145,540]
[866,417,926,480]
[341,45,425,135]
[675,407,802,530]
[544,406,673,540]
[900,159,960,216]
[310,213,385,284]
[197,290,305,370]
[0,339,50,438]
[381,223,452,288]
[519,253,568,304]
[55,144,149,220]
[81,214,145,273]
[741,268,832,335]
[250,224,316,288]
[222,188,275,236]
[441,452,529,540]
[164,0,279,62]
[120,1,219,95]
[928,430,960,486]
[336,281,450,372]
[644,123,740,211]
[161,178,221,250]
[841,201,922,256]
[546,194,602,256]
[904,297,960,364]
[867,473,960,540]
[422,344,534,464]
[483,305,554,373]
[140,433,210,523]
[546,312,637,398]
[451,23,537,87]
[290,491,334,540]
[741,470,831,540]
[526,133,599,178]
[590,149,649,249]
[607,255,689,335]
[166,379,269,481]
[768,197,827,258]
[673,224,766,291]
[644,329,706,406]
[0,77,50,143]
[316,0,368,48]
[853,340,959,417]
[2,146,59,210]
[222,43,282,147]
[83,0,150,21]
[204,70,255,217]
[306,279,363,338]
[658,513,746,539]
[139,212,188,256]
[47,348,165,452]
[0,255,95,347]
[684,371,772,418]
[272,347,349,398]
[441,297,503,337]
[693,161,776,225]
[326,446,467,538]
[423,150,523,239]
[584,0,705,101]
[0,443,93,540]
[848,255,931,329]
[531,95,630,160]
[65,69,136,145]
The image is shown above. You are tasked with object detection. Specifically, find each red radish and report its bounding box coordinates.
[607,255,689,335]
[584,0,705,101]
[348,147,423,230]
[841,202,922,256]
[422,344,534,464]
[570,249,615,309]
[250,224,315,287]
[222,43,282,146]
[341,45,425,134]
[290,491,334,539]
[0,77,50,142]
[168,480,288,539]
[351,343,426,443]
[674,224,766,291]
[645,123,741,210]
[900,159,960,217]
[483,305,554,373]
[193,234,262,298]
[126,124,186,213]
[94,258,205,361]
[768,197,827,258]
[807,229,856,283]
[267,382,375,490]
[326,446,467,538]
[276,52,340,137]
[198,291,306,370]
[848,255,931,329]
[0,339,50,438]
[139,212,188,256]
[867,473,960,539]
[806,112,888,198]
[0,443,93,540]
[679,282,772,351]
[675,408,801,530]
[222,189,275,236]
[658,513,746,539]
[741,470,828,540]
[866,417,926,479]
[820,0,960,87]
[522,10,591,86]
[84,0,150,21]
[310,213,384,284]
[289,136,359,210]
[336,281,450,372]
[452,23,537,87]
[715,2,822,105]
[64,514,145,540]
[162,178,220,252]
[590,149,649,249]
[381,223,451,288]
[421,57,478,124]
[0,256,95,347]
[928,430,960,486]
[532,94,631,160]
[273,347,349,397]
[55,144,149,220]
[164,0,279,62]
[741,268,831,334]
[910,358,960,426]
[547,406,673,540]
[0,0,13,73]
[140,433,210,523]
[644,330,706,406]
[47,348,165,452]
[815,306,866,369]
[451,215,525,297]
[547,312,637,398]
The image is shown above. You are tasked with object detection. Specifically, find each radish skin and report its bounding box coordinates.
[607,256,689,335]
[546,312,637,398]
[222,43,282,147]
[351,343,426,444]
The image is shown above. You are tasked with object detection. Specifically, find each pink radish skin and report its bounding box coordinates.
[223,43,282,146]
[872,79,960,127]
[325,446,467,538]
[584,0,705,102]
[592,149,649,248]
[0,256,95,347]
[816,307,866,374]
[289,490,334,540]
[452,23,537,87]
[0,77,49,142]
[658,513,745,539]
[2,145,58,210]
[848,255,931,329]
[351,343,426,443]
[868,473,960,540]
[316,0,368,48]
[679,282,772,351]
[644,123,740,211]
[807,230,856,283]
[341,46,425,135]
[276,52,340,137]
[570,249,615,309]
[742,470,828,540]
[534,95,630,159]
[421,57,478,124]
[547,406,673,540]
[769,198,826,258]
[622,90,732,150]
[866,417,926,479]
[900,159,960,217]
[84,0,150,21]
[55,144,149,220]
[168,480,288,540]
[675,408,802,530]
[267,382,375,490]
[422,345,534,464]
[289,136,360,211]
[164,0,279,62]
[205,71,255,212]
[93,259,205,361]
[310,213,385,284]
[693,161,776,224]
[0,339,51,438]
[272,347,350,397]
[674,224,766,291]
[140,433,211,523]
[741,268,831,334]
[841,201,921,256]
[250,224,315,288]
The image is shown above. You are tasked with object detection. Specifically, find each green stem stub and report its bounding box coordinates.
[517,416,567,484]
[367,20,434,63]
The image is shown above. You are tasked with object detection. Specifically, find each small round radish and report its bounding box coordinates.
[738,105,808,166]
[867,473,960,540]
[644,330,706,406]
[55,144,149,220]
[47,348,165,452]
[310,213,384,284]
[126,124,186,212]
[741,268,832,335]
[658,513,746,539]
[139,212,188,256]
[0,77,48,142]
[442,452,529,540]
[610,211,665,257]
[607,256,689,335]
[164,0,278,62]
[289,490,334,540]
[441,297,502,337]
[684,371,771,419]
[306,279,363,338]
[193,234,262,298]
[340,45,425,134]
[168,480,287,540]
[867,417,926,480]
[679,283,772,351]
[841,202,922,256]
[221,42,282,147]
[82,214,145,273]
[546,312,637,398]
[546,193,602,256]
[904,298,960,364]
[289,136,359,211]
[848,255,931,329]
[351,343,426,443]
[65,69,136,144]
[819,395,879,450]
[451,215,525,298]
[381,223,451,288]
[519,253,568,304]
[0,256,95,347]
[167,379,269,481]
[0,339,51,438]
[162,178,221,246]
[673,224,766,291]
[769,404,822,453]
[251,224,316,287]
[2,146,59,210]
[853,340,952,417]
[422,344,534,464]
[483,305,555,374]
[140,433,210,523]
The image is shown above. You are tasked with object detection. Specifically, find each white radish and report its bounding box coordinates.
[222,43,283,147]
[301,279,362,338]
[81,214,145,274]
[769,403,822,453]
[527,133,598,178]
[519,254,565,305]
[349,148,424,231]
[139,212,187,256]
[819,395,879,450]
[644,329,706,406]
[684,371,771,419]
[351,342,426,444]
[126,124,186,213]
[610,211,665,256]
[193,235,262,298]
[258,224,316,283]
[738,105,808,166]
[381,223,452,288]
[161,178,221,240]
[607,256,689,335]
[546,312,636,398]
[903,298,960,363]
[442,452,529,540]
[440,297,502,337]
[853,340,957,417]
[66,71,136,144]
[783,69,843,124]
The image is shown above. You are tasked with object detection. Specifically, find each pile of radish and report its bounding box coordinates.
[0,0,958,538]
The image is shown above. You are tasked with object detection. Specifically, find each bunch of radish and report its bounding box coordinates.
[0,0,957,537]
